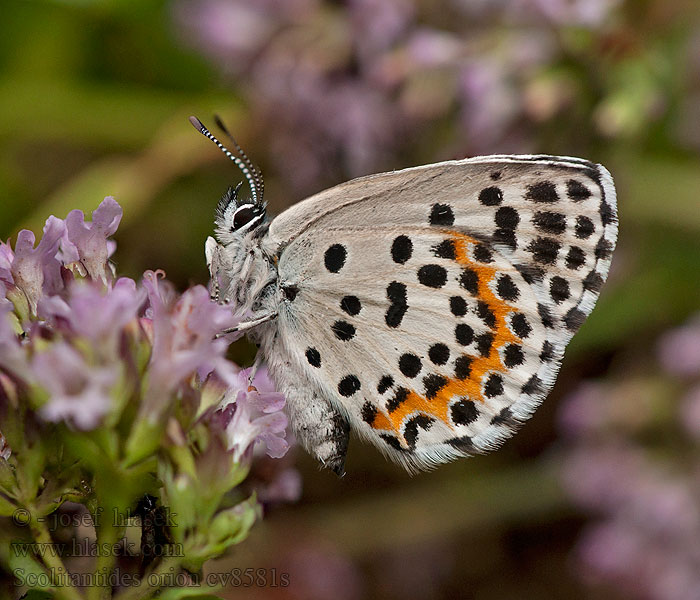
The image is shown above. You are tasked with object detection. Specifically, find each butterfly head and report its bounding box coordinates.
[189,115,267,244]
[215,182,267,241]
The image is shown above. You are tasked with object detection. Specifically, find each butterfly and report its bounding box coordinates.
[191,116,618,475]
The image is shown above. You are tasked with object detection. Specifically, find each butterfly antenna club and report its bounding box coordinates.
[189,115,261,205]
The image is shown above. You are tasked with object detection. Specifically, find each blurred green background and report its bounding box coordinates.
[2,0,700,598]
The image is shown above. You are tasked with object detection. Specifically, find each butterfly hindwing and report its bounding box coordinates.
[262,155,617,470]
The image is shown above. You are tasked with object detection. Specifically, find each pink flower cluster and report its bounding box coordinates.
[172,0,624,195]
[0,198,289,463]
[558,314,700,599]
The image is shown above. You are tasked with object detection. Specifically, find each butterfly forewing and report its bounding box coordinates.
[263,155,617,469]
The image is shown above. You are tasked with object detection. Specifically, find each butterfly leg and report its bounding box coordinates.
[216,312,277,337]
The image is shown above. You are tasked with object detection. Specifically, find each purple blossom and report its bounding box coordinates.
[657,315,700,377]
[283,543,364,600]
[64,197,121,283]
[257,466,302,504]
[9,217,66,314]
[507,0,621,27]
[349,0,414,57]
[37,277,145,357]
[34,342,118,430]
[0,299,27,381]
[680,385,700,439]
[559,311,700,599]
[143,271,240,400]
[0,241,14,287]
[458,59,519,151]
[221,367,288,462]
[556,381,609,437]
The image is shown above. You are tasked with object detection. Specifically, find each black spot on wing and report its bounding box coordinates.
[324,244,346,272]
[404,414,434,449]
[398,353,422,378]
[423,374,448,399]
[451,398,478,425]
[340,295,362,315]
[454,355,473,380]
[387,387,409,413]
[479,186,503,206]
[391,235,413,264]
[496,274,519,301]
[567,179,591,201]
[526,181,558,203]
[549,276,570,303]
[338,375,360,397]
[428,343,450,365]
[418,264,447,288]
[566,246,586,270]
[459,268,479,295]
[361,401,377,425]
[432,239,456,259]
[377,375,394,395]
[385,282,408,328]
[450,296,467,316]
[429,203,454,226]
[305,347,321,367]
[527,237,561,265]
[331,320,356,341]
[533,211,566,235]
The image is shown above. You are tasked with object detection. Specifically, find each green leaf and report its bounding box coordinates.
[20,591,55,600]
[123,418,165,467]
[7,548,53,592]
[0,492,17,516]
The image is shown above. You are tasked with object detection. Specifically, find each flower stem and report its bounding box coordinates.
[30,514,84,600]
[113,556,183,600]
[86,516,121,600]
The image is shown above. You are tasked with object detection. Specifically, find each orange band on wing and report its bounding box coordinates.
[370,232,521,445]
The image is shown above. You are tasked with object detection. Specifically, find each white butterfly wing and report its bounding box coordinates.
[262,155,617,470]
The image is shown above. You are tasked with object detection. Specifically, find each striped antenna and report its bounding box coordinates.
[214,115,265,204]
[189,116,261,205]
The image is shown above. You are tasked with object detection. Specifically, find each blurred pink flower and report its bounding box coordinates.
[507,0,621,27]
[657,316,700,377]
[557,381,609,436]
[284,543,364,600]
[257,466,302,504]
[680,385,700,439]
[34,342,118,430]
[37,278,145,356]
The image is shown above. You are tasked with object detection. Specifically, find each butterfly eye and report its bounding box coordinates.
[232,206,255,231]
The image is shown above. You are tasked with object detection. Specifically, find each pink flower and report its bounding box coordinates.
[657,315,700,377]
[64,197,122,283]
[9,216,66,314]
[143,271,240,400]
[34,342,118,430]
[38,278,145,358]
[220,367,288,462]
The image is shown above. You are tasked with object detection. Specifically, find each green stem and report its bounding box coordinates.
[86,516,122,600]
[30,515,84,600]
[113,556,183,600]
